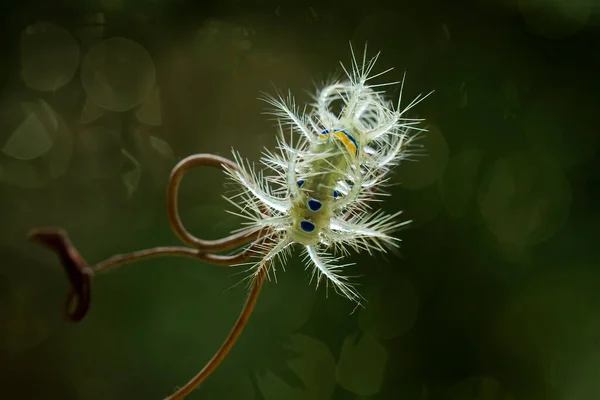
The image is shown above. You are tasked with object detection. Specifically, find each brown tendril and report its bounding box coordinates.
[167,154,264,252]
[29,228,93,322]
[29,153,271,399]
[164,263,269,400]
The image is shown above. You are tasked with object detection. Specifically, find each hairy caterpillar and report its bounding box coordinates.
[225,44,431,303]
[29,43,431,399]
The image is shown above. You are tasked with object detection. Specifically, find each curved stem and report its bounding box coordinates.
[29,227,269,322]
[167,154,265,252]
[29,228,93,322]
[165,263,269,400]
[32,152,272,392]
[93,243,260,275]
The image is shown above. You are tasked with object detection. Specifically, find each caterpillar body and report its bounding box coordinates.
[224,45,431,303]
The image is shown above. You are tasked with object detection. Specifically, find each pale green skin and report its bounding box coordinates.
[287,136,357,246]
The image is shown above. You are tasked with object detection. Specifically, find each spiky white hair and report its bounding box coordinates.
[222,43,432,304]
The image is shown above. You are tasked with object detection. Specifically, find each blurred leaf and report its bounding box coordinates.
[201,370,255,400]
[121,148,141,197]
[257,334,336,400]
[1,111,53,160]
[80,96,105,124]
[149,136,173,159]
[257,369,304,400]
[336,332,388,396]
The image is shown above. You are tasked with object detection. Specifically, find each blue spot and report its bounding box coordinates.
[317,129,330,139]
[307,199,322,212]
[297,179,305,187]
[333,190,340,199]
[300,220,316,232]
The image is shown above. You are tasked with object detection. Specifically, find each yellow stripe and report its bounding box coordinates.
[333,130,357,157]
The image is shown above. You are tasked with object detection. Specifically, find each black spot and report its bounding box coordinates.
[307,199,322,212]
[297,179,305,187]
[300,220,316,232]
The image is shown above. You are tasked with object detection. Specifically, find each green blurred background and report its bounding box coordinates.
[0,0,599,399]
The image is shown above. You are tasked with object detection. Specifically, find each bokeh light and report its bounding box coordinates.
[81,37,156,112]
[0,95,72,189]
[80,96,105,124]
[257,334,336,400]
[20,22,80,92]
[518,0,592,39]
[148,135,173,159]
[2,104,53,161]
[478,151,571,247]
[336,332,389,396]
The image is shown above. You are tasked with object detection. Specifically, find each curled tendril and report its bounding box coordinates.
[29,228,93,322]
[29,153,270,400]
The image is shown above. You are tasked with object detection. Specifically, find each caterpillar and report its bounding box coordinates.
[29,43,431,400]
[224,44,431,304]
